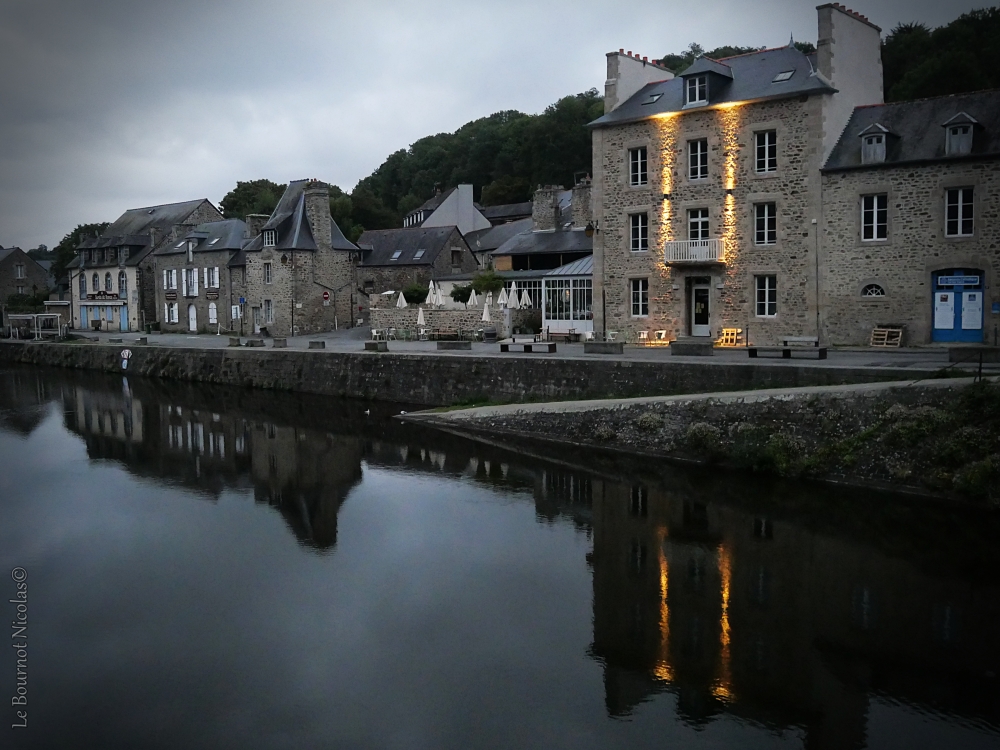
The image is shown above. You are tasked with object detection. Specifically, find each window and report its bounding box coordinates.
[545,279,571,320]
[772,70,794,82]
[413,249,425,260]
[390,250,402,261]
[686,75,708,105]
[754,203,777,245]
[688,208,709,240]
[755,130,777,173]
[945,187,974,237]
[512,279,542,309]
[689,139,708,179]
[862,134,885,164]
[571,278,592,320]
[631,278,649,317]
[92,273,99,291]
[861,284,886,297]
[262,230,276,247]
[629,146,647,186]
[118,271,127,297]
[630,486,648,517]
[861,194,888,241]
[208,302,218,325]
[451,249,462,266]
[104,272,112,292]
[946,125,973,156]
[641,93,663,105]
[15,264,24,279]
[264,262,273,283]
[79,274,86,295]
[630,213,648,252]
[183,269,198,297]
[165,302,178,323]
[206,267,219,288]
[16,286,24,295]
[264,299,273,323]
[755,275,777,317]
[108,247,117,263]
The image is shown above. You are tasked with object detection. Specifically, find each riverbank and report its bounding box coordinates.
[0,339,962,406]
[403,376,1000,504]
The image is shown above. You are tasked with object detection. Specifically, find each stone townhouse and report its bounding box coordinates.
[820,90,1000,345]
[0,247,49,303]
[589,4,883,344]
[68,199,222,332]
[154,219,246,333]
[228,180,357,336]
[355,226,478,297]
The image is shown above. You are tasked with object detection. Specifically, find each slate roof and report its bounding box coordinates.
[493,228,592,256]
[0,247,19,263]
[479,202,532,223]
[824,90,1000,171]
[464,217,532,254]
[546,255,594,277]
[589,46,834,128]
[155,219,247,256]
[239,180,357,257]
[356,226,460,266]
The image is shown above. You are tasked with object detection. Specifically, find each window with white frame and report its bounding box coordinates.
[631,278,649,317]
[945,187,974,237]
[264,299,274,323]
[208,302,218,325]
[162,270,177,290]
[166,302,178,323]
[545,279,571,320]
[755,130,777,173]
[15,264,24,279]
[861,194,888,241]
[861,283,886,297]
[202,266,220,288]
[629,147,647,186]
[104,272,112,292]
[508,279,541,309]
[688,208,709,241]
[118,270,127,297]
[262,230,276,247]
[755,275,777,317]
[17,286,24,295]
[92,273,98,291]
[946,125,973,156]
[754,202,777,245]
[689,139,708,180]
[572,278,593,320]
[79,273,86,295]
[264,262,273,284]
[861,134,886,164]
[685,75,708,105]
[630,213,648,252]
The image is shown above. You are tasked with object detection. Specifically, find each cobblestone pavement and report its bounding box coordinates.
[72,328,1000,373]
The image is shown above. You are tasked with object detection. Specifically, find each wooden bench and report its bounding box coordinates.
[500,341,557,353]
[748,336,827,360]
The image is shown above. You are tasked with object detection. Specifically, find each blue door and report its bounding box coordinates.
[932,269,984,343]
[120,305,129,332]
[81,306,88,329]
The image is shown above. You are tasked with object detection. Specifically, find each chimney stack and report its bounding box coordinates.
[303,181,332,247]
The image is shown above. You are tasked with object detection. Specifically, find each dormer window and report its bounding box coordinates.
[262,230,277,247]
[862,134,885,164]
[686,75,708,106]
[946,124,973,156]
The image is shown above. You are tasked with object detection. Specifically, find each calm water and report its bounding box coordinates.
[2,366,1000,750]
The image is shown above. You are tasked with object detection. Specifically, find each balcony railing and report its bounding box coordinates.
[664,239,725,264]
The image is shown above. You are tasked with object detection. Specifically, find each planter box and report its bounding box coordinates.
[272,338,287,349]
[670,339,715,356]
[246,338,265,348]
[584,342,624,354]
[308,340,325,350]
[437,341,471,351]
[228,337,241,347]
[365,341,388,352]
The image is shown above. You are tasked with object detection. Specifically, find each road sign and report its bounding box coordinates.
[322,291,330,301]
[239,297,245,305]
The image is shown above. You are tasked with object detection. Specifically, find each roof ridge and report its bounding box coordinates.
[859,88,1000,109]
[714,45,789,62]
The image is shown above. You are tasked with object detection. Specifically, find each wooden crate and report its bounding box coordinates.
[717,327,743,347]
[870,325,903,347]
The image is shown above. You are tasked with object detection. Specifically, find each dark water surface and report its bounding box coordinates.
[2,366,999,749]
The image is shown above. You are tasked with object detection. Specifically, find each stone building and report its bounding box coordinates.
[153,219,247,334]
[67,199,222,332]
[821,90,1000,345]
[228,180,358,336]
[0,247,49,303]
[589,4,883,343]
[356,226,478,296]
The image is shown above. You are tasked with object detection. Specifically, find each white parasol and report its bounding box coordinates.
[481,303,491,323]
[506,281,520,309]
[396,291,407,308]
[424,281,436,306]
[417,307,425,326]
[486,291,493,306]
[435,287,445,307]
[496,286,508,306]
[468,289,479,307]
[520,288,531,308]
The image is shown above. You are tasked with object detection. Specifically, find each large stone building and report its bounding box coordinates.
[0,247,49,304]
[821,90,1000,345]
[153,219,247,333]
[229,180,358,336]
[355,225,478,296]
[589,4,883,343]
[67,199,222,332]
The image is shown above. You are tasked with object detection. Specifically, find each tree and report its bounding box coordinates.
[51,222,110,282]
[402,283,428,304]
[449,284,473,304]
[659,42,764,74]
[219,179,287,219]
[470,270,504,295]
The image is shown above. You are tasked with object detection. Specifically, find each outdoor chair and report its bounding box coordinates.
[637,331,649,346]
[386,328,397,340]
[654,330,668,344]
[371,328,383,341]
[605,331,618,342]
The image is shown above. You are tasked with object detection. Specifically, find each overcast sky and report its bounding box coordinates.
[0,0,981,249]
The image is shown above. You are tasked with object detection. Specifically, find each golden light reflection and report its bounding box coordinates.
[712,544,735,702]
[718,104,743,266]
[653,525,674,682]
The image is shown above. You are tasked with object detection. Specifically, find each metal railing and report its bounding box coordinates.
[664,238,724,263]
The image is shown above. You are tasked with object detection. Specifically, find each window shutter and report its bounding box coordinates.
[203,268,208,287]
[193,269,199,295]
[164,303,168,322]
[214,267,219,288]
[163,270,167,290]
[171,270,177,289]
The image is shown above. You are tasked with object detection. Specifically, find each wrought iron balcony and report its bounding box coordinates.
[663,239,725,264]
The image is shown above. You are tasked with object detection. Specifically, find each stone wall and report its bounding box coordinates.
[370,306,509,336]
[0,340,941,407]
[821,159,1000,345]
[0,249,50,302]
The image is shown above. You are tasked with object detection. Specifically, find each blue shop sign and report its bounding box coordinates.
[937,275,980,286]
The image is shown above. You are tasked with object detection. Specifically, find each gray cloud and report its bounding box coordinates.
[0,0,978,248]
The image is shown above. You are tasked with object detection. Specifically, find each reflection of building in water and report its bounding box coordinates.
[589,478,1000,745]
[0,369,59,435]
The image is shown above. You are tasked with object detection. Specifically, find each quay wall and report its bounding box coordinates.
[0,341,943,407]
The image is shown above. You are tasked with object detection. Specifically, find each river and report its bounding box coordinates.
[2,365,999,749]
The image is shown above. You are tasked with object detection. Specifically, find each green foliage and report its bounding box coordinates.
[470,270,505,295]
[659,42,764,73]
[220,179,287,219]
[480,175,531,206]
[4,291,48,312]
[449,284,473,304]
[402,283,428,304]
[792,41,816,55]
[882,9,1000,101]
[52,222,110,282]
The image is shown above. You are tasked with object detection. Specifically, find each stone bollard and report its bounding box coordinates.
[109,337,123,344]
[308,340,326,350]
[272,338,287,349]
[228,337,242,347]
[136,337,148,345]
[246,338,265,347]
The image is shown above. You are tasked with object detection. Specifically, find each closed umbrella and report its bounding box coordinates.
[481,303,491,323]
[496,287,508,306]
[506,281,520,309]
[417,307,425,326]
[486,291,493,307]
[520,288,531,308]
[424,281,435,306]
[435,287,445,307]
[396,291,407,308]
[468,289,478,307]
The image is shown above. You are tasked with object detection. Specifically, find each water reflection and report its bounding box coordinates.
[2,365,999,749]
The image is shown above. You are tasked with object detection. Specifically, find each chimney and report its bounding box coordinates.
[532,185,563,231]
[244,214,269,239]
[303,180,332,247]
[571,177,592,229]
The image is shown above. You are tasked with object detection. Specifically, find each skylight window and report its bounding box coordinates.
[390,250,402,260]
[413,249,425,260]
[208,238,220,245]
[772,70,794,82]
[641,93,663,105]
[175,241,185,249]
